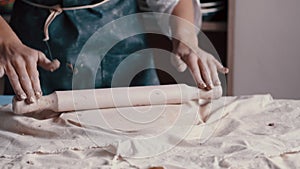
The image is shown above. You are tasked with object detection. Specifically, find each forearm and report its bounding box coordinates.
[171,0,198,45]
[171,0,194,33]
[172,0,194,25]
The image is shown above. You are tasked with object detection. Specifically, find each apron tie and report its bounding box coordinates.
[22,0,110,41]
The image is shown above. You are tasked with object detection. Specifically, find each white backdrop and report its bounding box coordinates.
[233,0,300,99]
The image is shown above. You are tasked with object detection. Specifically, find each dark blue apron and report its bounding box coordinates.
[5,0,159,95]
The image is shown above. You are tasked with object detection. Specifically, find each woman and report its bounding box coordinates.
[0,0,229,104]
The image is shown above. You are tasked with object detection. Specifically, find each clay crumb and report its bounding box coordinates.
[26,161,34,165]
[72,147,80,151]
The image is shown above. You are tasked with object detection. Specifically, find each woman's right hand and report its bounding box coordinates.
[0,16,60,104]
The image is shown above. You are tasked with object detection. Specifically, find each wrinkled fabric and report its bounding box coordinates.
[0,95,300,168]
[5,0,159,95]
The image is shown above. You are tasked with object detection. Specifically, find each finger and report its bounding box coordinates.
[12,60,35,104]
[197,57,213,90]
[27,62,42,99]
[181,54,207,89]
[209,61,221,86]
[37,51,60,72]
[214,59,229,74]
[170,54,187,72]
[5,64,27,101]
[0,66,4,77]
[172,41,189,72]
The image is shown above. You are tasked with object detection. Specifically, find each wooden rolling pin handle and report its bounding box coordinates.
[13,93,58,115]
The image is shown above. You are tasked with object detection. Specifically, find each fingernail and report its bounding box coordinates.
[35,91,42,98]
[198,82,207,88]
[214,80,221,86]
[20,94,27,100]
[29,97,35,103]
[224,68,229,73]
[207,84,214,90]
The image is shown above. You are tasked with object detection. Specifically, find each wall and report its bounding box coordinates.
[233,0,300,99]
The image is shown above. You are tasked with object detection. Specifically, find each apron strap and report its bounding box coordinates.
[22,0,110,41]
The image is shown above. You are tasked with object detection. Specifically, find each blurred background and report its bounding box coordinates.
[227,0,300,99]
[204,0,300,99]
[1,0,300,99]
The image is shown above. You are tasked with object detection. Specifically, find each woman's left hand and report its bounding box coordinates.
[171,38,229,90]
[170,0,229,91]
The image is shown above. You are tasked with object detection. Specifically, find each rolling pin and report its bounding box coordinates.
[12,84,222,114]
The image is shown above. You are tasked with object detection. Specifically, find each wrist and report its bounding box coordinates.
[172,32,198,49]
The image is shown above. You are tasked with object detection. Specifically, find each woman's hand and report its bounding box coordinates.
[0,16,60,103]
[172,38,229,90]
[171,0,229,90]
